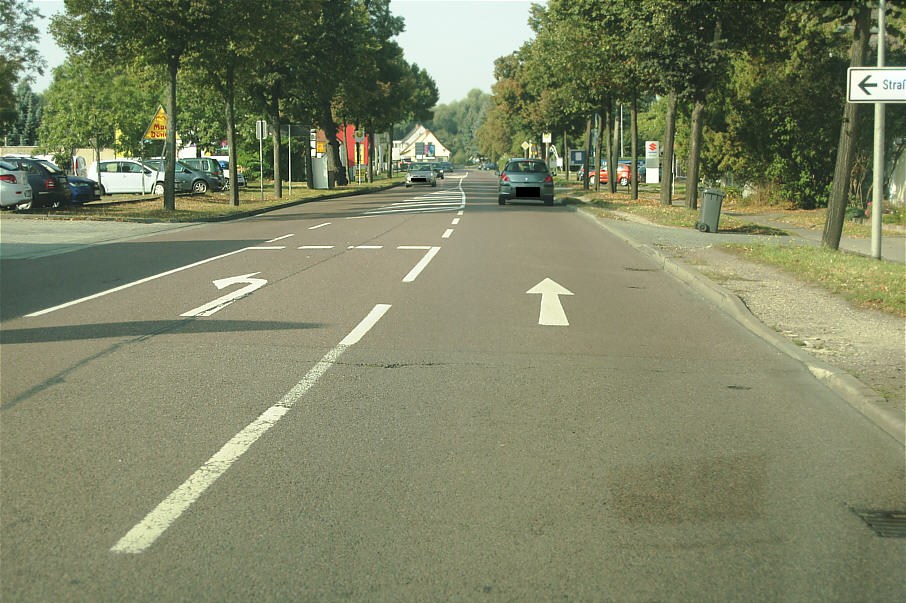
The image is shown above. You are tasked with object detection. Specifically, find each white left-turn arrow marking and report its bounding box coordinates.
[527,278,574,326]
[181,272,267,317]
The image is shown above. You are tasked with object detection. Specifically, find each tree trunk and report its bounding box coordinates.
[823,4,871,250]
[225,63,239,207]
[268,92,282,199]
[630,92,638,200]
[582,116,592,191]
[685,99,705,210]
[660,89,677,207]
[387,126,393,178]
[610,101,619,193]
[305,123,314,189]
[367,131,374,183]
[564,132,569,181]
[321,106,347,187]
[164,57,178,211]
[594,113,603,192]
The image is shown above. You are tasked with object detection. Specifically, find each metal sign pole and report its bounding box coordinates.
[871,0,886,259]
[288,130,292,196]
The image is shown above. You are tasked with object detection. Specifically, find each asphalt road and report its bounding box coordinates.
[2,171,903,601]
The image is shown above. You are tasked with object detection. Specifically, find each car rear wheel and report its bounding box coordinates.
[153,182,165,195]
[498,196,506,205]
[15,200,33,211]
[192,180,208,194]
[619,177,629,186]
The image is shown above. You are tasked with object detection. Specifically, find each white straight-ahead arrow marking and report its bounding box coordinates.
[527,278,574,326]
[180,272,267,317]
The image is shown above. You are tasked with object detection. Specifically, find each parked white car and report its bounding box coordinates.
[211,156,247,188]
[87,160,165,195]
[0,159,34,209]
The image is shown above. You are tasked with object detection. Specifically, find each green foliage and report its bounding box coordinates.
[0,81,42,145]
[0,0,44,123]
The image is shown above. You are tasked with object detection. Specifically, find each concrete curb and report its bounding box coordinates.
[574,204,905,446]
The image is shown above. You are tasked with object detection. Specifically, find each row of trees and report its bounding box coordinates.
[32,0,438,209]
[477,0,905,250]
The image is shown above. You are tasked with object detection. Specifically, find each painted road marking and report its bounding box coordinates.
[364,177,466,216]
[247,246,285,250]
[265,234,295,243]
[452,218,460,225]
[180,273,268,318]
[442,229,453,239]
[348,245,383,249]
[402,247,441,283]
[26,248,250,317]
[527,278,574,326]
[308,222,331,230]
[110,304,392,554]
[298,245,335,250]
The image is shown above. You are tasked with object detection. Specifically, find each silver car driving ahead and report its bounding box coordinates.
[405,163,437,187]
[497,158,554,206]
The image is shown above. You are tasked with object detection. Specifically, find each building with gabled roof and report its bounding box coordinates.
[393,124,451,163]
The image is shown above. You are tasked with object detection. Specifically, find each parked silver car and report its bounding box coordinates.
[497,158,554,206]
[0,159,34,209]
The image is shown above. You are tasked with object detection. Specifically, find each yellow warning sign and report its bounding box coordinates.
[142,106,168,141]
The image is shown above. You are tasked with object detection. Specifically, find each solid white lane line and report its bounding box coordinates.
[265,234,295,243]
[452,218,460,225]
[110,304,392,554]
[26,248,249,317]
[308,222,331,230]
[298,245,335,250]
[402,246,441,283]
[442,229,453,239]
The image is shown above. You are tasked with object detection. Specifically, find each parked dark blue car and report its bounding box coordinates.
[67,176,101,204]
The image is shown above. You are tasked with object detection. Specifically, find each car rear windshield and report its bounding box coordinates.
[0,160,16,170]
[37,160,63,173]
[506,160,547,173]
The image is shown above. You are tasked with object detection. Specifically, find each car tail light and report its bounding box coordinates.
[544,174,553,183]
[500,174,509,182]
[0,174,16,184]
[45,178,55,189]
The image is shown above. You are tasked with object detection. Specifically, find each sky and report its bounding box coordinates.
[30,0,537,106]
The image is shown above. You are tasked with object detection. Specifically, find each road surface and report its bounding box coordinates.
[2,171,903,600]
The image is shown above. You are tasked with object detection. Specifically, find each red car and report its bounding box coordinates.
[588,162,631,186]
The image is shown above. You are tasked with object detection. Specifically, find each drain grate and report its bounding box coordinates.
[851,509,906,538]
